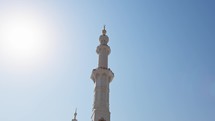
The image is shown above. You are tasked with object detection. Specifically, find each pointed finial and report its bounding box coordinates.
[74,108,77,119]
[102,25,107,35]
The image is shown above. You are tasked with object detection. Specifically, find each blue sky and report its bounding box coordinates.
[0,0,215,121]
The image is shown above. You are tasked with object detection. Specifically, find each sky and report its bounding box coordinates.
[0,0,215,121]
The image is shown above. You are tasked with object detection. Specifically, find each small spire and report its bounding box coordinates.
[102,25,107,35]
[73,108,77,120]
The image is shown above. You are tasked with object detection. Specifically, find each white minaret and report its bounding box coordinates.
[91,26,114,121]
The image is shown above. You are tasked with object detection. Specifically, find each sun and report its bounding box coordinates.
[1,17,43,59]
[0,11,53,69]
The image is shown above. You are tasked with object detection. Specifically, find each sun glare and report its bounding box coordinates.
[1,17,43,58]
[0,11,54,70]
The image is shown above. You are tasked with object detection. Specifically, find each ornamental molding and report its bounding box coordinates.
[91,68,114,83]
[96,45,111,55]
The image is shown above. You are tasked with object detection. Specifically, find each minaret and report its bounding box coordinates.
[72,109,77,121]
[91,26,114,121]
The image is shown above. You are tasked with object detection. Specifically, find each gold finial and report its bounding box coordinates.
[102,25,107,35]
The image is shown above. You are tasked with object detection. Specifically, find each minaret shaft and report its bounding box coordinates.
[91,27,114,121]
[98,52,108,68]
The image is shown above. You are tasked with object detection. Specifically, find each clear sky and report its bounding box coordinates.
[0,0,215,121]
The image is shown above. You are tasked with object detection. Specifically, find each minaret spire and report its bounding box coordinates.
[102,25,106,35]
[72,108,78,121]
[91,26,114,121]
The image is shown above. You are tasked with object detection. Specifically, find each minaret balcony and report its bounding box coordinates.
[91,67,114,83]
[96,44,111,55]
